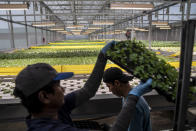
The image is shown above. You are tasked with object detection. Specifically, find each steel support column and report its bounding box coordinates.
[40,12,44,45]
[50,31,51,42]
[148,14,152,49]
[186,0,191,20]
[173,20,196,131]
[71,0,77,25]
[46,31,48,44]
[33,2,38,45]
[54,32,56,42]
[155,29,158,41]
[9,11,15,49]
[41,30,44,44]
[24,9,29,48]
[181,2,185,22]
[52,32,54,42]
[131,13,134,40]
[166,30,169,41]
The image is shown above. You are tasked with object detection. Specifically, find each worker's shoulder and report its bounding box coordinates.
[136,96,149,110]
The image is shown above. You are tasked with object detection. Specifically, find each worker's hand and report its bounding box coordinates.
[101,40,117,54]
[129,78,152,97]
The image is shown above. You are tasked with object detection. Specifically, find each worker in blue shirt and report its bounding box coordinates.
[13,41,153,131]
[103,67,152,131]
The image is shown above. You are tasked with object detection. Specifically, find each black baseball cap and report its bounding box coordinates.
[14,63,74,97]
[103,67,133,83]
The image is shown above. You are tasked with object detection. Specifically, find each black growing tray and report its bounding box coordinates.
[107,56,134,77]
[107,56,175,103]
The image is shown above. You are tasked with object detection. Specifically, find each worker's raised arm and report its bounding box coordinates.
[74,41,117,107]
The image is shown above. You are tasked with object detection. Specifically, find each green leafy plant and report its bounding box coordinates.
[0,50,100,59]
[106,40,196,102]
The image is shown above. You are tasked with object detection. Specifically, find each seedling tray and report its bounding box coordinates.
[106,40,182,103]
[107,56,175,103]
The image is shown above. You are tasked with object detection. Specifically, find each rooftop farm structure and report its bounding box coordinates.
[0,0,196,131]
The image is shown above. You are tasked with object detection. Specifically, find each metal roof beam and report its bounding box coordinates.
[39,1,64,26]
[94,2,179,34]
[20,20,189,22]
[84,0,111,26]
[70,0,77,25]
[52,9,102,11]
[0,17,52,31]
[0,0,182,2]
[3,13,196,17]
[47,4,103,6]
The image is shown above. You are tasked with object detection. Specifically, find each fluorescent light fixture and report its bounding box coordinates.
[87,29,96,31]
[66,25,84,28]
[135,28,143,31]
[63,32,72,35]
[0,4,29,10]
[71,29,82,32]
[129,28,148,31]
[160,27,171,30]
[156,25,170,28]
[110,3,154,10]
[72,32,81,35]
[114,30,127,33]
[105,31,122,34]
[138,28,149,31]
[93,20,114,25]
[126,27,140,30]
[57,30,67,33]
[32,22,55,27]
[111,32,121,34]
[57,31,72,35]
[60,33,67,34]
[88,27,102,30]
[50,28,64,31]
[152,21,168,25]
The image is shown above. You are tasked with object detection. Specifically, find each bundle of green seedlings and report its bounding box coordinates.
[106,40,196,102]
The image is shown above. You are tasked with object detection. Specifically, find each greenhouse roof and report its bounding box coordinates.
[0,0,195,35]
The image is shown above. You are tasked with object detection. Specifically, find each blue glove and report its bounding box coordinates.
[101,40,117,54]
[129,78,152,97]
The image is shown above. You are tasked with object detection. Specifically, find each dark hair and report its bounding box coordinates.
[108,79,129,85]
[14,80,59,114]
[103,67,133,85]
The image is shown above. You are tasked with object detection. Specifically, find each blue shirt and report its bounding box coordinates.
[123,96,152,131]
[26,92,87,131]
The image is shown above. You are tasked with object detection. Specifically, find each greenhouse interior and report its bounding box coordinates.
[0,0,196,131]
